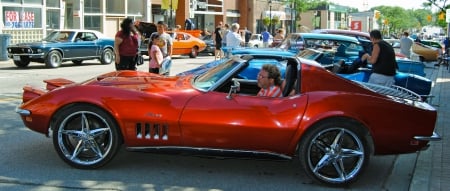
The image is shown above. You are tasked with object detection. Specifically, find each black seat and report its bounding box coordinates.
[283,64,296,97]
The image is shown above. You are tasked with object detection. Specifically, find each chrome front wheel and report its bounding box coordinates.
[52,105,121,169]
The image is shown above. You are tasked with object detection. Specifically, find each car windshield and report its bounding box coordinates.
[193,57,244,91]
[250,35,260,40]
[44,31,73,42]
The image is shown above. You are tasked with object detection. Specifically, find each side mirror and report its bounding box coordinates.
[226,79,240,99]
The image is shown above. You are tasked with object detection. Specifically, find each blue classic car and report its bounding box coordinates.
[7,30,115,68]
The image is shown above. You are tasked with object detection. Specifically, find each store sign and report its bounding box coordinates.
[5,11,35,28]
[351,21,362,31]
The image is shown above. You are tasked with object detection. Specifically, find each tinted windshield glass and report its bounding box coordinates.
[44,31,73,42]
[193,58,242,91]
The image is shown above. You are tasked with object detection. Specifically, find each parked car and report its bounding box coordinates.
[312,29,371,41]
[135,22,206,58]
[412,42,440,62]
[199,34,215,55]
[7,30,115,68]
[16,54,440,186]
[247,33,273,48]
[275,33,426,76]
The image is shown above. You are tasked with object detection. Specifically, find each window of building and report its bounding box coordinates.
[107,0,124,14]
[1,0,21,3]
[46,0,59,7]
[24,0,42,4]
[3,6,42,28]
[127,0,144,15]
[46,9,59,29]
[84,16,101,31]
[85,0,101,13]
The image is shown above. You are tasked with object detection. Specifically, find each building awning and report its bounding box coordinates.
[263,11,287,20]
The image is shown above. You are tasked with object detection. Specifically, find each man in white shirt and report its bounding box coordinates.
[226,23,244,47]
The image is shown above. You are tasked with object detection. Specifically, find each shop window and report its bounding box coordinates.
[3,6,42,28]
[107,0,124,14]
[85,0,101,13]
[46,0,59,7]
[85,16,101,31]
[127,0,144,15]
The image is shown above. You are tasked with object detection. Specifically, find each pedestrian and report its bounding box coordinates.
[222,23,230,47]
[272,28,285,47]
[226,23,244,47]
[148,34,163,74]
[244,27,252,47]
[261,27,271,48]
[257,64,283,97]
[399,31,413,58]
[443,37,449,54]
[361,29,397,86]
[149,21,173,75]
[114,18,140,70]
[212,22,223,58]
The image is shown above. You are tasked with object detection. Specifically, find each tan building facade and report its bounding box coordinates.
[0,0,297,44]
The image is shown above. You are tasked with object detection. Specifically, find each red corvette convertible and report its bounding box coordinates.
[16,54,440,186]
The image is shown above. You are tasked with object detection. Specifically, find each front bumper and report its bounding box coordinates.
[414,131,441,141]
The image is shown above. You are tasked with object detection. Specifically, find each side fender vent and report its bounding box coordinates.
[135,122,169,141]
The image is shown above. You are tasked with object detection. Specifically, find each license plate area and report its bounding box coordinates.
[13,55,20,61]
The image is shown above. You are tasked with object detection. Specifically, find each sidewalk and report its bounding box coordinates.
[410,63,450,191]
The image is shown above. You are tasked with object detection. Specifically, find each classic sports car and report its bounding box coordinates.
[247,33,273,48]
[7,30,115,68]
[16,54,440,186]
[135,22,206,58]
[199,34,215,55]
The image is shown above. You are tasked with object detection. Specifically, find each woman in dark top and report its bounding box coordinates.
[114,18,140,70]
[361,29,397,86]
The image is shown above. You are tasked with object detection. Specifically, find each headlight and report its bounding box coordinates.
[37,49,42,53]
[7,48,11,53]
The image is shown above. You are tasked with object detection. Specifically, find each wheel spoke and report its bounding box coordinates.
[313,154,332,172]
[331,129,345,149]
[333,159,347,181]
[81,113,90,131]
[88,140,104,158]
[341,148,364,158]
[90,128,110,138]
[70,140,84,160]
[61,129,83,137]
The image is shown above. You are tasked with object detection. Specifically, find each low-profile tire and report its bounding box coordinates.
[100,48,114,65]
[45,51,62,68]
[52,104,121,169]
[72,60,83,65]
[189,46,199,58]
[13,56,31,68]
[298,118,370,186]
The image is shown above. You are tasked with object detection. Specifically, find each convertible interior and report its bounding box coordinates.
[213,55,300,97]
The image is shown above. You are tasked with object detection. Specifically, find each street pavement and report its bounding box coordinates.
[0,57,448,190]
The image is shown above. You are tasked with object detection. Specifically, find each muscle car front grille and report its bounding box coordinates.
[8,47,33,54]
[136,123,168,140]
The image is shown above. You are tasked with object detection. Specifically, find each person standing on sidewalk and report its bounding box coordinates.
[149,21,173,75]
[261,27,271,48]
[400,31,414,59]
[212,22,223,58]
[114,18,140,70]
[148,34,163,74]
[362,29,397,86]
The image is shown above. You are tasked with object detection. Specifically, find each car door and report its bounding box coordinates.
[70,32,99,58]
[172,33,190,55]
[179,92,307,154]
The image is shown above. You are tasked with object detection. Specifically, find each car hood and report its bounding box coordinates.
[82,71,194,94]
[10,41,60,47]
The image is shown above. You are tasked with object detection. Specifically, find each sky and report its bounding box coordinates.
[328,0,428,11]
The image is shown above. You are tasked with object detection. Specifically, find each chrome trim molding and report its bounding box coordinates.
[414,131,442,141]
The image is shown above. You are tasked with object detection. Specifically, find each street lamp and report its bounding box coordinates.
[268,0,272,34]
